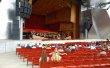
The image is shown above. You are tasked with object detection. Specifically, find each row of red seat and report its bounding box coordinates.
[40,47,110,68]
[16,47,56,68]
[16,44,110,68]
[16,48,43,68]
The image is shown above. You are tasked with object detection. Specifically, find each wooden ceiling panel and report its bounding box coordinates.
[32,0,72,15]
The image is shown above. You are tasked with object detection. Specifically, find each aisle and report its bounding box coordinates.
[0,52,32,68]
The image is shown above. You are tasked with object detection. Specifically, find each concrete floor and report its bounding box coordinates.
[0,52,39,68]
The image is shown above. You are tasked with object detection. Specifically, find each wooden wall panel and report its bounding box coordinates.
[60,23,73,31]
[24,14,59,32]
[24,14,45,29]
[46,7,71,24]
[24,2,80,39]
[32,0,69,15]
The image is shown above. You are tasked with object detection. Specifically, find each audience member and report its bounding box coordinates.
[39,48,49,64]
[23,32,71,40]
[26,44,32,49]
[64,46,72,53]
[99,50,107,56]
[68,45,76,51]
[50,48,62,62]
[32,45,36,48]
[16,44,21,48]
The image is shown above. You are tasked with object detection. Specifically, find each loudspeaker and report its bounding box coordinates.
[16,0,32,18]
[16,0,20,16]
[20,0,32,18]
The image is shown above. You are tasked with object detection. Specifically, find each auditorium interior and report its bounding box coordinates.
[1,0,110,68]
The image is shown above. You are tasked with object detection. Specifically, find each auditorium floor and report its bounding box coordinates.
[0,52,37,68]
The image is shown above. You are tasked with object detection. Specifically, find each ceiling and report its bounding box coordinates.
[32,0,110,15]
[32,0,77,15]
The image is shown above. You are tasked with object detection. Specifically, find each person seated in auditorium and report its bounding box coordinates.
[98,50,107,56]
[39,48,49,64]
[50,48,62,62]
[21,44,26,48]
[90,45,96,50]
[57,46,64,52]
[46,45,52,49]
[16,44,21,48]
[31,45,36,48]
[33,43,38,47]
[64,45,71,53]
[105,38,109,42]
[57,35,61,40]
[32,33,37,39]
[26,44,32,49]
[101,42,108,51]
[65,35,71,40]
[96,41,100,47]
[74,44,78,50]
[105,39,110,50]
[98,42,108,56]
[89,43,96,50]
[107,43,110,50]
[69,45,77,52]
